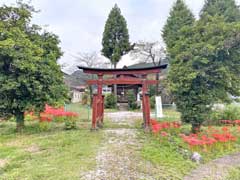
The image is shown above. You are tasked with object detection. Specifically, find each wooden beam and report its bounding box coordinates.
[78,64,167,75]
[87,78,158,85]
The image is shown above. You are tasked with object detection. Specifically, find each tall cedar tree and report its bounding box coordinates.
[200,0,240,22]
[0,3,68,131]
[102,4,130,68]
[102,4,130,96]
[162,0,195,50]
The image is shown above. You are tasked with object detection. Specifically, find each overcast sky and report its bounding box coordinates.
[1,0,240,71]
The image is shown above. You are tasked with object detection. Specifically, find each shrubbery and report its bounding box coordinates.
[150,96,156,109]
[127,90,138,110]
[207,104,240,125]
[104,94,117,109]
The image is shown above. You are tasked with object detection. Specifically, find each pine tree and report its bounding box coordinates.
[102,4,130,68]
[200,0,240,22]
[162,0,195,50]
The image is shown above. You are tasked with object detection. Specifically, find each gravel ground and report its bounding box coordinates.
[80,111,157,180]
[184,152,240,180]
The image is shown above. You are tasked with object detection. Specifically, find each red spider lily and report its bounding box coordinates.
[25,104,78,123]
[222,126,229,132]
[234,120,240,125]
[152,124,162,134]
[220,120,233,124]
[220,120,240,126]
[150,119,181,134]
[160,131,168,137]
[39,113,52,122]
[43,104,78,117]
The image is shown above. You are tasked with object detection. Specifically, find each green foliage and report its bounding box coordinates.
[38,121,51,131]
[64,117,77,130]
[0,3,68,129]
[127,90,138,110]
[149,85,156,97]
[225,167,240,180]
[208,104,240,125]
[200,0,240,22]
[162,0,195,49]
[165,8,240,130]
[102,4,130,67]
[150,96,156,109]
[141,133,196,179]
[104,94,117,109]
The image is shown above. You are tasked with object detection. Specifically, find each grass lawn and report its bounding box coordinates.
[0,103,103,180]
[139,107,240,179]
[225,167,240,180]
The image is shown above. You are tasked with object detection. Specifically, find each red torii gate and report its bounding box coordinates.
[78,64,167,131]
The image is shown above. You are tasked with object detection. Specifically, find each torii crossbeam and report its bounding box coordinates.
[78,64,167,131]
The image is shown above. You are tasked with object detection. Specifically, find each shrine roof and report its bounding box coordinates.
[78,64,167,75]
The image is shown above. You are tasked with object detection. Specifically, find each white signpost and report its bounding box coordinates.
[155,96,163,118]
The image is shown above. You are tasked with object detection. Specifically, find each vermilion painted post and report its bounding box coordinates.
[142,94,146,127]
[91,94,98,130]
[142,76,151,131]
[101,95,104,125]
[145,94,151,129]
[97,74,103,128]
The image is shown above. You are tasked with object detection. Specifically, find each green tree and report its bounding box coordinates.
[200,0,240,22]
[162,0,195,50]
[102,4,131,68]
[127,90,138,110]
[167,15,240,132]
[0,3,68,131]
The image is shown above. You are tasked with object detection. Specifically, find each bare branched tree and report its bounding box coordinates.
[74,51,110,68]
[73,52,111,105]
[131,41,167,95]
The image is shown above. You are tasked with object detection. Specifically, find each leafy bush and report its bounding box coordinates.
[207,104,240,125]
[65,116,77,130]
[222,104,240,120]
[150,96,156,109]
[38,121,51,131]
[127,90,138,110]
[105,94,117,109]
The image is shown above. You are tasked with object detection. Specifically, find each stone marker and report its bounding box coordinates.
[155,96,163,118]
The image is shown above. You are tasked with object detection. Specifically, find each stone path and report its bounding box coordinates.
[184,152,240,180]
[80,111,157,180]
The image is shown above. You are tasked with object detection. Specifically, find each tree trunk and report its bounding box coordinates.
[191,122,201,133]
[113,63,117,98]
[155,73,160,95]
[16,112,24,132]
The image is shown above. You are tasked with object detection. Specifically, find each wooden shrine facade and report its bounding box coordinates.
[78,64,167,131]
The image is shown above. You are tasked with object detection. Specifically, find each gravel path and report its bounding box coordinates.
[184,152,240,180]
[80,111,157,180]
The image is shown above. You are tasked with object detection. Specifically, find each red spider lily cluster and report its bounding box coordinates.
[39,105,78,122]
[180,126,237,152]
[25,105,78,122]
[151,119,181,134]
[220,120,240,125]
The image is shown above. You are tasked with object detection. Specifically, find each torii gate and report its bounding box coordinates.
[78,64,167,131]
